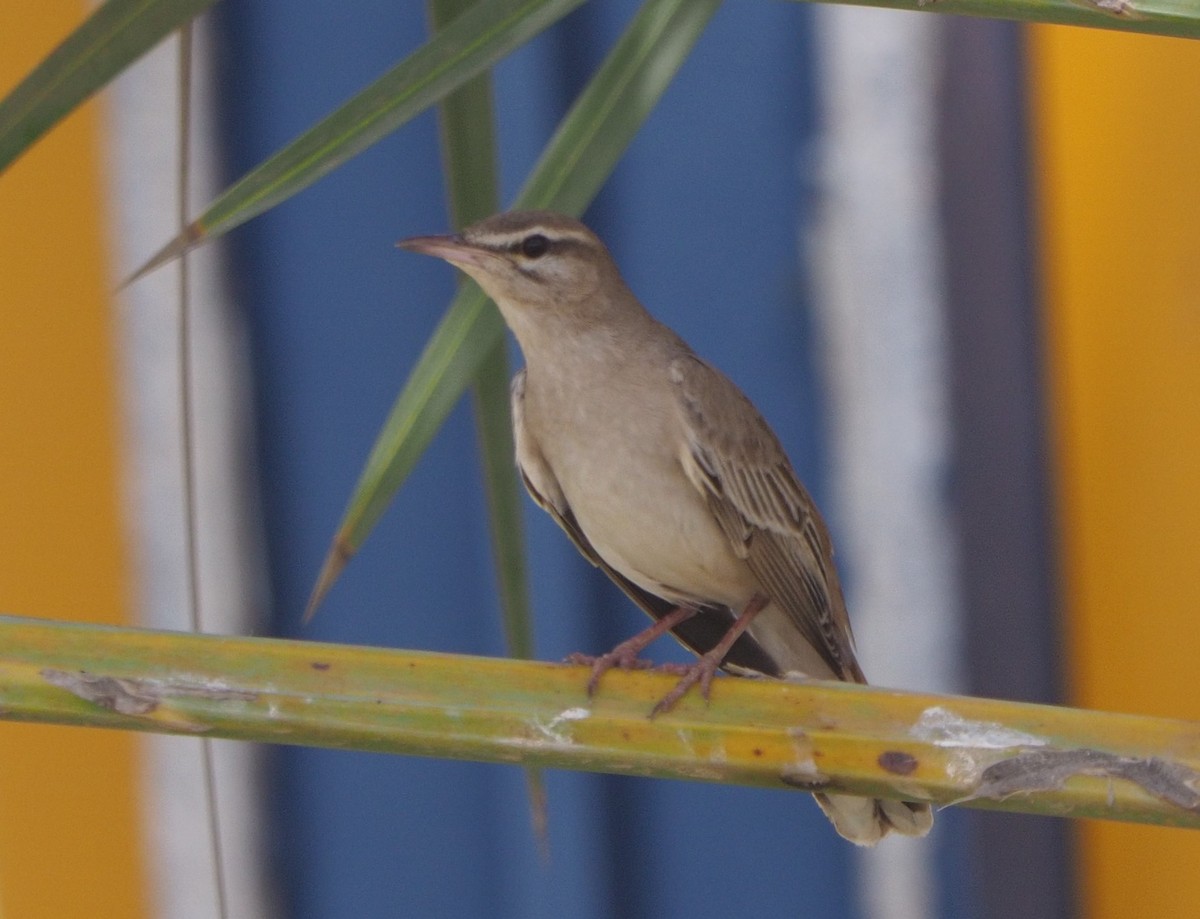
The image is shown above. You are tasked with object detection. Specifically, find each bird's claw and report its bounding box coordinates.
[568,633,724,719]
[649,654,722,718]
[567,644,721,715]
[565,649,656,696]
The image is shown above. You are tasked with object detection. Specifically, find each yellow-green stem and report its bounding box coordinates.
[1,615,1197,830]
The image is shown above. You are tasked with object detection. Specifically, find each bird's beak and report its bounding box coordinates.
[397,234,498,271]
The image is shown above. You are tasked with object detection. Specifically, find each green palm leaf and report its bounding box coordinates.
[429,0,545,844]
[124,0,585,284]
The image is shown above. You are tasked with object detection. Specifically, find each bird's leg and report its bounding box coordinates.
[566,605,698,696]
[650,594,770,718]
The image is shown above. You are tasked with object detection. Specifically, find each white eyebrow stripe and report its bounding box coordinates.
[466,227,593,250]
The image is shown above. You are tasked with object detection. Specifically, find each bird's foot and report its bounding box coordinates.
[649,652,724,718]
[564,652,708,711]
[566,606,699,697]
[649,593,770,717]
[566,646,657,696]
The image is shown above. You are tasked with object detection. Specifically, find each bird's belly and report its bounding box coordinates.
[559,452,755,609]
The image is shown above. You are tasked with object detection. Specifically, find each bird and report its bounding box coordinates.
[399,210,932,845]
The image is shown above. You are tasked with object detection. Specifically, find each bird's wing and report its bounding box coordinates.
[511,369,602,565]
[510,369,782,676]
[668,354,864,682]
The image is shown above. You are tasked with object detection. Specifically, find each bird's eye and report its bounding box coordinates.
[520,234,549,259]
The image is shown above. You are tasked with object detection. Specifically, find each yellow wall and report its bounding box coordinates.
[1031,25,1200,919]
[0,6,148,918]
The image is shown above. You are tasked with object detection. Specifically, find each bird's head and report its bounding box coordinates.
[399,211,623,320]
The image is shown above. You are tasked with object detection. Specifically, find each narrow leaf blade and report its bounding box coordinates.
[427,0,534,660]
[305,290,504,614]
[430,0,545,847]
[0,0,218,174]
[126,0,585,283]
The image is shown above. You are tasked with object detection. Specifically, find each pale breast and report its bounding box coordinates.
[526,365,757,609]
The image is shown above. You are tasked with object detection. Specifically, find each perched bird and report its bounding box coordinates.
[399,211,932,845]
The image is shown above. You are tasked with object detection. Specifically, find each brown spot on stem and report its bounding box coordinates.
[879,750,919,775]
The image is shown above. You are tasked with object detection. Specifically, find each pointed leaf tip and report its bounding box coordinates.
[119,221,205,290]
[303,536,354,624]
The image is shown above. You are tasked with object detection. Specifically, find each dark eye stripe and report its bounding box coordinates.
[493,231,591,255]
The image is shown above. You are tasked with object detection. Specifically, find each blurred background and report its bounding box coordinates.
[2,2,1200,917]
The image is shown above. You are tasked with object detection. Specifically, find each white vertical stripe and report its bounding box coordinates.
[808,9,961,919]
[101,22,278,919]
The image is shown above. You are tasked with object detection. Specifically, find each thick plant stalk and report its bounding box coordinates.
[1,614,1197,830]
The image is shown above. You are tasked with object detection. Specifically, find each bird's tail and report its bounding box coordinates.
[813,793,933,846]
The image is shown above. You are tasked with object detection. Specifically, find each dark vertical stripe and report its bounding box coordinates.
[937,20,1076,919]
